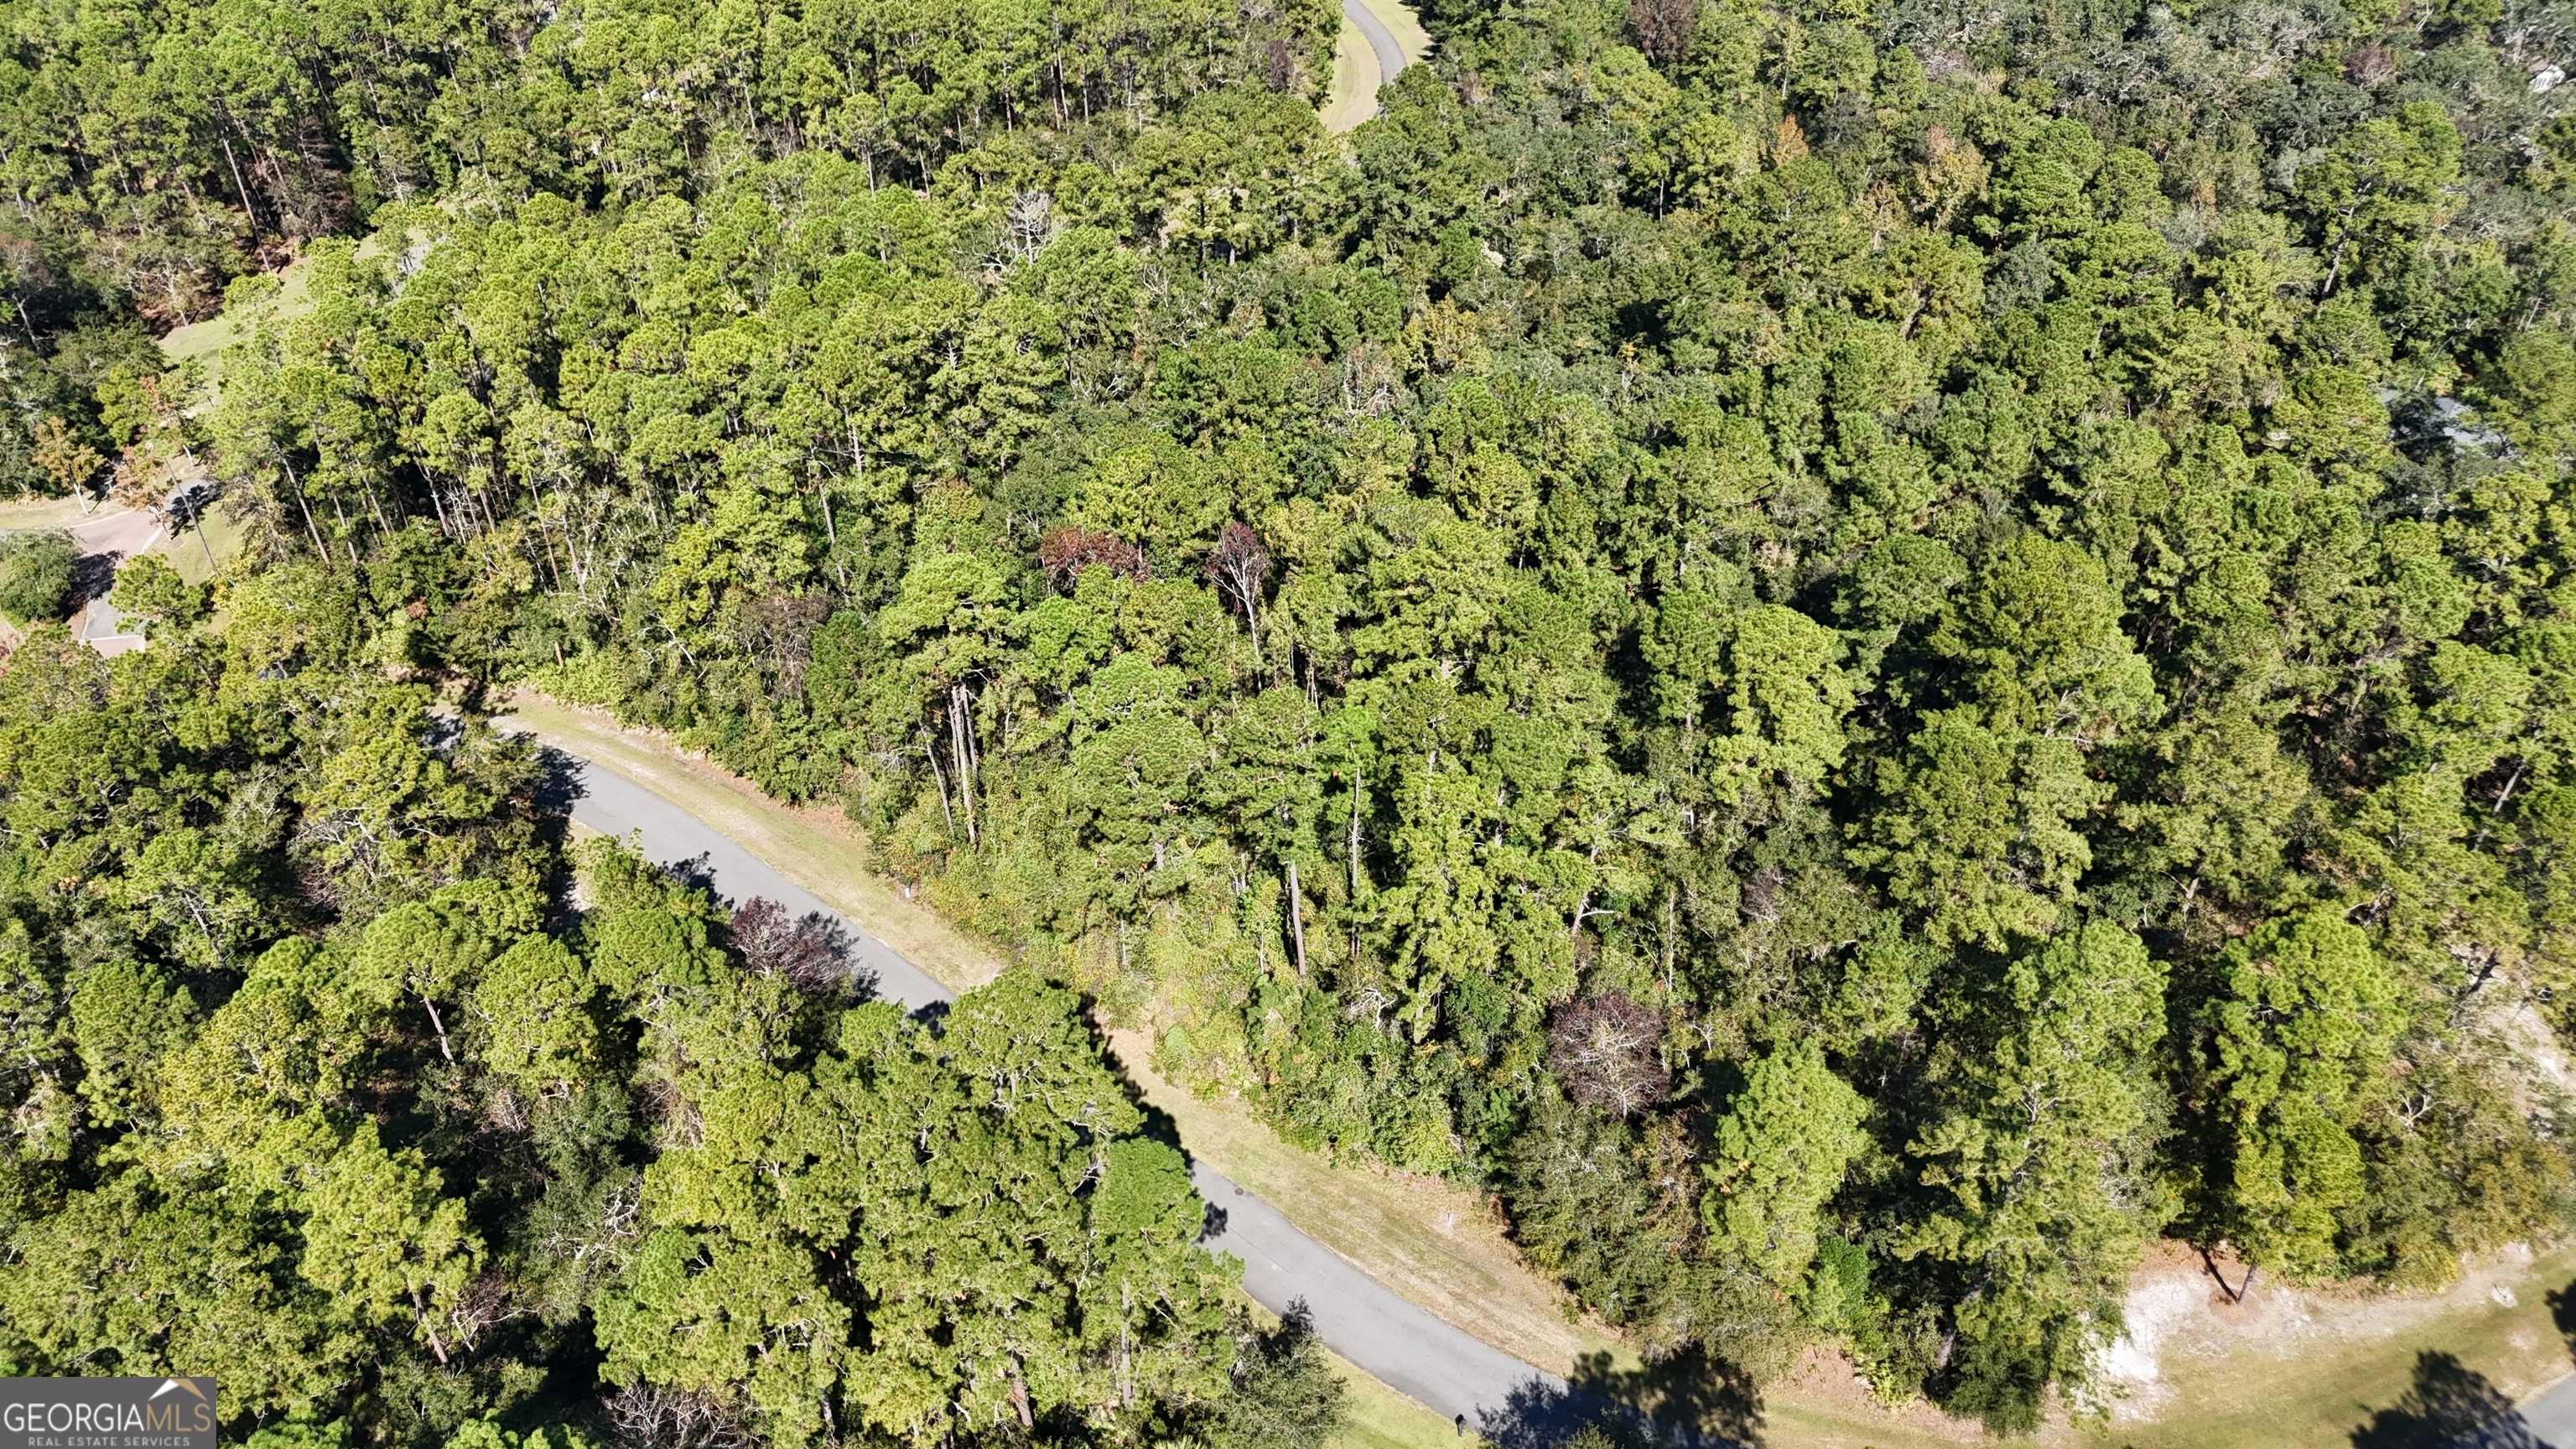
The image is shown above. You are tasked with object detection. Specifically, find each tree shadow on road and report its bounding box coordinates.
[1478,1347,1763,1449]
[67,548,119,614]
[527,743,589,820]
[2348,1351,2540,1449]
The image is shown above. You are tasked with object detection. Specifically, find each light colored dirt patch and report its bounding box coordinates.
[2505,999,2574,1097]
[2098,1279,2186,1417]
[2070,1237,2576,1448]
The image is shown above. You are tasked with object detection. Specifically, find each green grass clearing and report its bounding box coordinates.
[1321,0,1432,134]
[0,496,102,532]
[2080,1242,2576,1449]
[160,225,407,396]
[160,253,319,395]
[1113,1022,1633,1378]
[165,506,247,587]
[1353,0,1431,61]
[1319,22,1379,134]
[1334,1360,1470,1449]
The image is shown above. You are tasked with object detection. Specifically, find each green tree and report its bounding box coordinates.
[2197,911,2405,1281]
[1901,923,2169,1431]
[1704,1040,1867,1296]
[0,532,77,625]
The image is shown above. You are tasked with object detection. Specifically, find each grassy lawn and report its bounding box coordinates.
[503,691,2576,1449]
[1321,0,1431,134]
[160,243,332,394]
[1353,0,1432,61]
[0,497,99,532]
[1112,1023,1631,1378]
[1319,22,1379,134]
[1336,1348,1478,1449]
[166,506,247,586]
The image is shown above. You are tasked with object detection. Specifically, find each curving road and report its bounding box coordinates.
[502,723,1580,1433]
[1343,0,1410,92]
[1322,0,1427,133]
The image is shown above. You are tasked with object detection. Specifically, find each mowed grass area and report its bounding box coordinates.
[0,496,100,532]
[160,243,331,392]
[1353,0,1431,62]
[1110,1025,1628,1378]
[167,506,247,586]
[1319,0,1432,134]
[1335,1359,1469,1449]
[1318,22,1379,134]
[502,692,2576,1449]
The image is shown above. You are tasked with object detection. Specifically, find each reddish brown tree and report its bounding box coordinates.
[1628,0,1697,71]
[1039,526,1150,589]
[729,896,864,995]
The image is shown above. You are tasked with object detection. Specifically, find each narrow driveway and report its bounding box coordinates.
[1,506,158,656]
[503,725,1580,1431]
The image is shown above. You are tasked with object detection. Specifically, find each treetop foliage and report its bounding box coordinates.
[5,0,2576,1432]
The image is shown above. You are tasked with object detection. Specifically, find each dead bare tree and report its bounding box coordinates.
[1547,991,1671,1116]
[1205,521,1271,672]
[603,1384,753,1449]
[729,896,869,997]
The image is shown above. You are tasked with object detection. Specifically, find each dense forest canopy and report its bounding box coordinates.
[0,611,1345,1448]
[4,0,2576,1436]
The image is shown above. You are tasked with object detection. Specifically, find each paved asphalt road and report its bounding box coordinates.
[470,721,2576,1446]
[56,506,154,655]
[72,506,158,558]
[2516,1374,2576,1446]
[1343,0,1411,92]
[504,724,1580,1433]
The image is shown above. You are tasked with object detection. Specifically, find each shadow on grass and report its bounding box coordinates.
[2348,1351,2540,1449]
[1478,1347,1763,1449]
